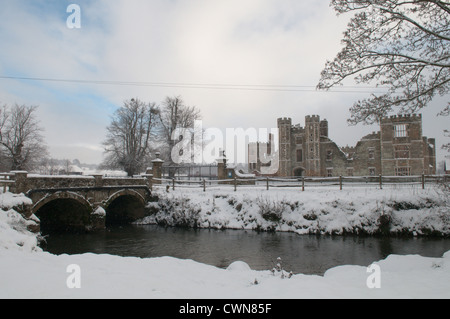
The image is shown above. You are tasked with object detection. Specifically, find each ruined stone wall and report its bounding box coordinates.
[423,137,436,175]
[380,114,426,176]
[350,132,382,176]
[319,137,349,177]
[273,113,435,177]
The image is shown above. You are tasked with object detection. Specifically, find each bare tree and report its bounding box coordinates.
[317,0,449,125]
[0,104,48,171]
[156,96,202,166]
[102,98,158,176]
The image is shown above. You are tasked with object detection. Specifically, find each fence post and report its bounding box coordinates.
[234,177,237,192]
[203,179,206,192]
[379,174,382,190]
[339,176,343,190]
[422,174,425,189]
[172,178,175,191]
[10,171,28,194]
[266,177,269,191]
[2,176,7,193]
[302,177,305,192]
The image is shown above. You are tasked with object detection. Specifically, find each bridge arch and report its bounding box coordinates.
[33,192,93,234]
[103,189,147,226]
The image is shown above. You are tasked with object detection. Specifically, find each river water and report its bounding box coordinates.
[42,225,450,275]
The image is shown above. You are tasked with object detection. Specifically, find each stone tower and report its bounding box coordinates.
[320,118,328,138]
[277,117,292,177]
[305,115,321,176]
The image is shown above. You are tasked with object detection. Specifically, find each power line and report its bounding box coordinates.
[0,75,388,94]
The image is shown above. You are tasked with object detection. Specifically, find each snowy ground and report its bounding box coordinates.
[0,188,449,299]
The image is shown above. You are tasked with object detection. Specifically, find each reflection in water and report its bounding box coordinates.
[42,225,450,275]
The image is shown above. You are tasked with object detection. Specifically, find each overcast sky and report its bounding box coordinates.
[0,0,448,165]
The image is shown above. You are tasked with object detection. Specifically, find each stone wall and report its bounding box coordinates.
[350,132,382,176]
[380,114,434,176]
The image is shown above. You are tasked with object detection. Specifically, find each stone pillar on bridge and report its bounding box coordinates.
[9,171,36,232]
[92,174,104,187]
[143,167,153,189]
[151,152,164,185]
[11,171,28,194]
[90,206,106,231]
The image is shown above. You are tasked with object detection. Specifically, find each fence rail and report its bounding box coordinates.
[1,171,448,194]
[152,174,450,192]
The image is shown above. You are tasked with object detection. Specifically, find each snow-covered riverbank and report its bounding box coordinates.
[1,189,449,299]
[140,185,450,237]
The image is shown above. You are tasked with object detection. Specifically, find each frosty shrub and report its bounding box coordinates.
[156,196,201,228]
[377,213,392,236]
[271,257,293,279]
[256,197,287,222]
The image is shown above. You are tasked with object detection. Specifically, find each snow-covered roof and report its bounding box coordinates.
[69,165,83,173]
[235,169,255,178]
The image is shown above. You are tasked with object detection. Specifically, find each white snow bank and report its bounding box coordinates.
[139,186,450,236]
[0,190,449,299]
[0,246,449,299]
[0,193,40,253]
[0,192,32,209]
[92,206,106,217]
[0,209,40,253]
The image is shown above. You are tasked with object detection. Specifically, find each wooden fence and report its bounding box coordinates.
[152,174,450,192]
[1,171,448,194]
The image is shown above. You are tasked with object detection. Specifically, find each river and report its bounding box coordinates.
[41,225,450,275]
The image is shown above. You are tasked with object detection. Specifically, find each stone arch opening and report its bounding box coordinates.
[104,191,146,226]
[293,167,305,177]
[34,196,92,234]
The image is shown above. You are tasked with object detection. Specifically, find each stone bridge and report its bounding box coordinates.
[9,171,156,233]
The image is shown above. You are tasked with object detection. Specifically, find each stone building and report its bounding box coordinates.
[445,157,450,175]
[249,114,436,177]
[248,133,276,176]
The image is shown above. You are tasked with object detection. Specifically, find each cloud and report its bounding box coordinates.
[0,0,446,165]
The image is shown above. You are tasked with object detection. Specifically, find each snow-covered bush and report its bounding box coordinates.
[256,196,287,222]
[136,186,450,237]
[0,193,41,252]
[149,194,202,228]
[271,257,293,279]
